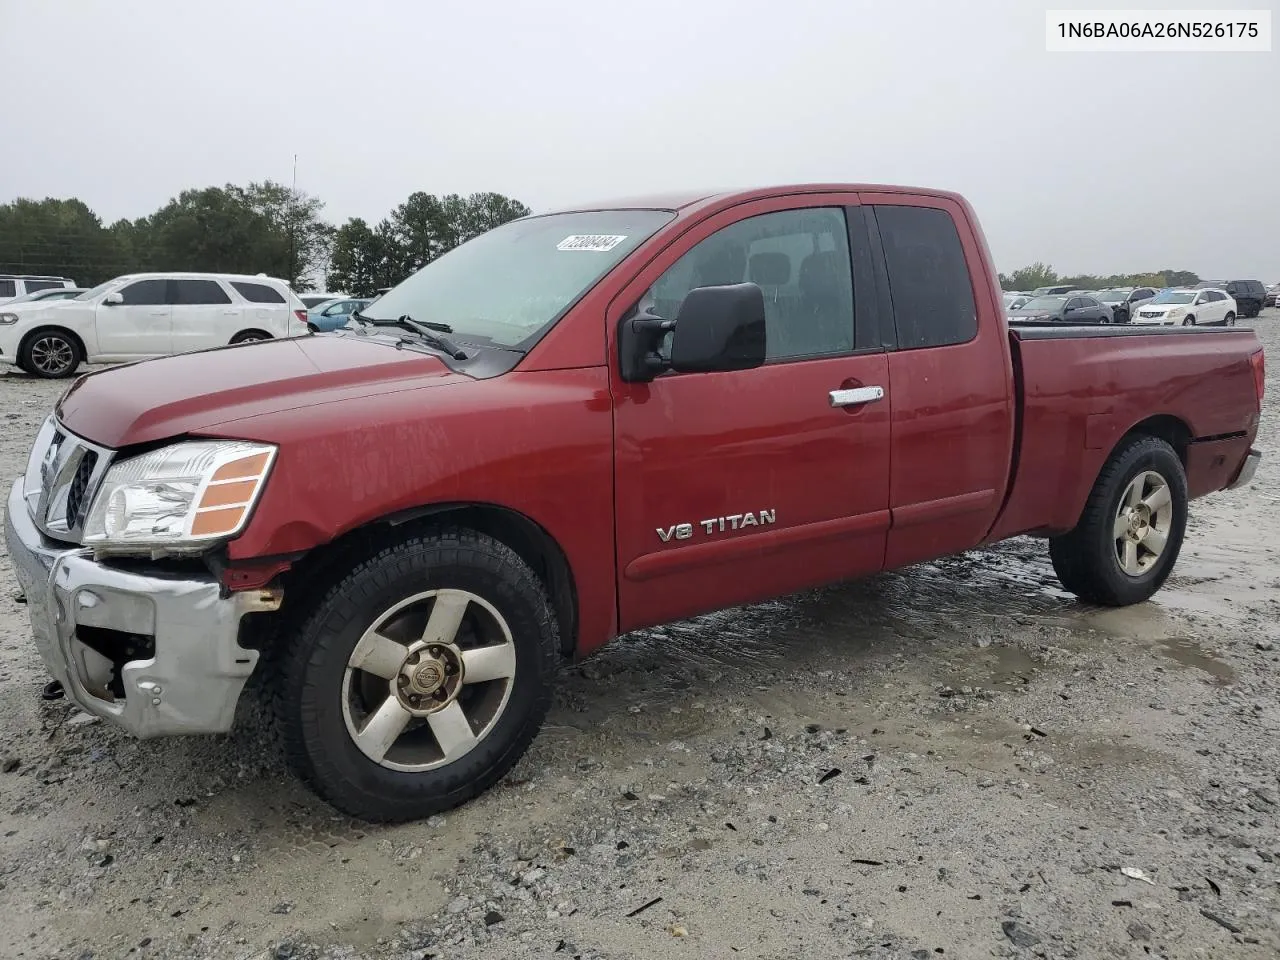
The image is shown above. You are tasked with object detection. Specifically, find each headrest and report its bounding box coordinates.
[748,252,791,286]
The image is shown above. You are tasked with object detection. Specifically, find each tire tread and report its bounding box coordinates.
[273,526,559,822]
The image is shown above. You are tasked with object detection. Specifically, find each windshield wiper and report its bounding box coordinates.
[347,310,468,360]
[393,315,467,359]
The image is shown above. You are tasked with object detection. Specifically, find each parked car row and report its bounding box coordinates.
[0,272,309,378]
[1005,277,1275,326]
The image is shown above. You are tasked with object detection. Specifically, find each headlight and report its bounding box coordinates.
[0,312,19,325]
[1166,308,1184,318]
[83,440,276,554]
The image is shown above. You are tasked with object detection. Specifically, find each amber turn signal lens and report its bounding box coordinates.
[192,452,274,537]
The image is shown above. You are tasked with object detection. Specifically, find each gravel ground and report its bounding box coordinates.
[1,314,1278,960]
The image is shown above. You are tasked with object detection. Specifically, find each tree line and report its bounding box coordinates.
[999,262,1200,292]
[2,188,1205,299]
[0,184,530,296]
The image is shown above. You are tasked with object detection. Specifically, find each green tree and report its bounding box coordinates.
[1161,269,1200,287]
[1003,262,1059,291]
[135,181,331,289]
[389,191,530,275]
[0,197,125,286]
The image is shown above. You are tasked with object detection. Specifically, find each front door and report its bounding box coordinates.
[95,278,172,356]
[609,196,893,632]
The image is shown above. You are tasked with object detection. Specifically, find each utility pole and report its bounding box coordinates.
[288,153,298,286]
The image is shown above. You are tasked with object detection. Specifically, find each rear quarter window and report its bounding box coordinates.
[231,281,287,304]
[0,280,15,298]
[873,205,978,349]
[23,280,62,293]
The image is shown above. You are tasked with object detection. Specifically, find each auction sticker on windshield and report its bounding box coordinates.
[557,235,628,252]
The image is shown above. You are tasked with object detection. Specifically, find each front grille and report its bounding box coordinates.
[65,450,98,525]
[23,417,113,544]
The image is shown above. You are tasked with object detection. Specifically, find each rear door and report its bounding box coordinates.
[610,195,893,631]
[95,278,172,356]
[1081,296,1109,322]
[170,278,240,353]
[862,195,1015,569]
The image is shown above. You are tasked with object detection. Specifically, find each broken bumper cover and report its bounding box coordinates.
[4,477,278,737]
[1228,448,1261,490]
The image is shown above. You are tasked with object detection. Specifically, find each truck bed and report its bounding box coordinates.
[986,322,1262,542]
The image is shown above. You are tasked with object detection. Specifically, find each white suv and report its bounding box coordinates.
[0,275,77,304]
[0,272,311,378]
[1131,288,1238,327]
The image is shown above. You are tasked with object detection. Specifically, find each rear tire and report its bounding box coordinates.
[1049,435,1187,606]
[1225,312,1236,326]
[230,330,272,344]
[18,328,82,379]
[277,528,559,822]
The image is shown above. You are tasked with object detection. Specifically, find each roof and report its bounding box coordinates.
[542,183,967,215]
[112,272,291,283]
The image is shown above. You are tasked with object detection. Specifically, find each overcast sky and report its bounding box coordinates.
[2,0,1277,279]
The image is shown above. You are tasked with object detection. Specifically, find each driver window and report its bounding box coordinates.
[118,279,168,306]
[640,207,854,362]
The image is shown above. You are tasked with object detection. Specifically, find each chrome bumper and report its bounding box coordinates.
[4,477,277,737]
[1227,448,1261,490]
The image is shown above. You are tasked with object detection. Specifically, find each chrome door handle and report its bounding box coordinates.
[829,385,885,408]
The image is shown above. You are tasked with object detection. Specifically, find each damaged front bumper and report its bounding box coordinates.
[4,477,279,737]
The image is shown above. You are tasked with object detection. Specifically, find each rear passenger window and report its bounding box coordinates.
[641,207,855,361]
[173,279,232,304]
[0,280,15,298]
[874,205,977,349]
[231,281,286,304]
[119,279,169,305]
[24,280,62,293]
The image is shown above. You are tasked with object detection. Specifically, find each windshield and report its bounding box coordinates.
[1019,296,1066,311]
[75,279,122,301]
[360,210,675,349]
[7,289,64,304]
[1096,290,1128,302]
[1150,292,1195,305]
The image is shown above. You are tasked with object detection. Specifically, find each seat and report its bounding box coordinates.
[792,250,852,356]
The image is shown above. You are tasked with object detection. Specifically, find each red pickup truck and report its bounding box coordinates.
[5,184,1264,821]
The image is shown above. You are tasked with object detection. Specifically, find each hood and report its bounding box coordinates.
[1008,309,1061,320]
[0,298,81,318]
[57,334,465,448]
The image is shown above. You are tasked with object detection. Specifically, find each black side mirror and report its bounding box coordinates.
[618,283,767,382]
[670,283,766,374]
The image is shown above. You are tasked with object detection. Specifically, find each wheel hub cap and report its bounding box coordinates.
[395,643,464,714]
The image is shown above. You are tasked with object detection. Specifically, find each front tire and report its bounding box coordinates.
[278,528,559,822]
[19,328,82,378]
[1182,315,1196,326]
[1049,435,1187,606]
